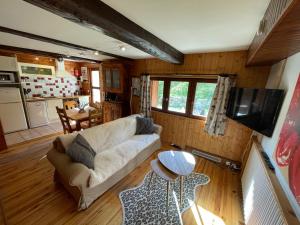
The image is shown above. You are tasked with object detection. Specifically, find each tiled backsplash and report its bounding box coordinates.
[21,75,80,98]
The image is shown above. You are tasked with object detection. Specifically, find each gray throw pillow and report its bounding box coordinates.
[135,117,155,135]
[66,134,96,169]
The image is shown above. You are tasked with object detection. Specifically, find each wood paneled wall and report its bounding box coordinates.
[130,51,271,161]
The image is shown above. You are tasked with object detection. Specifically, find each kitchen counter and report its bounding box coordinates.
[25,95,90,102]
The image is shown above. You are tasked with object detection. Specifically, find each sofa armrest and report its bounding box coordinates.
[153,124,162,135]
[47,148,91,188]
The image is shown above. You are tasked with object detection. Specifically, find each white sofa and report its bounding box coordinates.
[47,115,162,210]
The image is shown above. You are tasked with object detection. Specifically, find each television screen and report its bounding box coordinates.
[226,88,285,137]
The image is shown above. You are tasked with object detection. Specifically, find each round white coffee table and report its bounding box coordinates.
[149,150,196,209]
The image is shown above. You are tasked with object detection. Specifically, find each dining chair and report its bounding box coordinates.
[90,102,102,110]
[56,107,77,134]
[64,100,78,110]
[88,109,103,128]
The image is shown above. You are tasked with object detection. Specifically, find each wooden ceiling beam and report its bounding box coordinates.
[0,26,130,60]
[23,0,184,64]
[0,44,101,63]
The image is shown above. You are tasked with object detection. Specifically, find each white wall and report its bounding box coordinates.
[261,52,300,219]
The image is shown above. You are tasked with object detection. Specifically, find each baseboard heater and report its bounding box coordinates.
[192,149,222,163]
[242,139,298,225]
[188,146,241,171]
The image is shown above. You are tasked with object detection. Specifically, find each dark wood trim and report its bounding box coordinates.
[0,45,101,63]
[0,26,130,60]
[186,81,196,116]
[23,0,184,64]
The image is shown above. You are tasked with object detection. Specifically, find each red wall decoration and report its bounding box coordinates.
[275,74,300,205]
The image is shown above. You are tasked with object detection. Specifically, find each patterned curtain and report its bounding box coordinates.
[140,74,151,117]
[204,75,235,136]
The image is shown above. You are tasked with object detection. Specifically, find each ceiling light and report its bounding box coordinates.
[120,45,126,52]
[94,51,99,55]
[35,57,39,61]
[120,46,126,51]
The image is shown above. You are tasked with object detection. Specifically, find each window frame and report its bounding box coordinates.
[151,77,217,120]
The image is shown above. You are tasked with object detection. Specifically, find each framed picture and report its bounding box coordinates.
[18,63,55,76]
[81,67,88,81]
[132,77,140,96]
[275,74,300,206]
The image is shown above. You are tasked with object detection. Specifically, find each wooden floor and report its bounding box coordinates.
[0,136,244,225]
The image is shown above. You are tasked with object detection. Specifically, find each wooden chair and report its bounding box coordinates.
[64,100,78,110]
[56,107,77,134]
[90,102,102,110]
[88,109,103,128]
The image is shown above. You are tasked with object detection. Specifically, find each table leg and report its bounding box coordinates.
[76,121,81,131]
[148,171,154,191]
[180,176,184,208]
[167,180,170,211]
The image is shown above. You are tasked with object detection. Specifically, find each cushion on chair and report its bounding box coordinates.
[135,117,155,135]
[66,134,96,169]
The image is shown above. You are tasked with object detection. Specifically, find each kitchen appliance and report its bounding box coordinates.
[26,100,49,128]
[0,72,15,83]
[0,87,28,133]
[0,56,18,72]
[226,87,284,137]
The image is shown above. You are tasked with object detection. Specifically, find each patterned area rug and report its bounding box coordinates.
[119,172,210,225]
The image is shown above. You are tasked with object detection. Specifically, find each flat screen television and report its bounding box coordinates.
[226,88,285,137]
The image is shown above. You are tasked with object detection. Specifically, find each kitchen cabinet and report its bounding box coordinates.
[103,101,123,123]
[46,99,63,122]
[27,101,49,128]
[0,56,18,72]
[102,63,124,93]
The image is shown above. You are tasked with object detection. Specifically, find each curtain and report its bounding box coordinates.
[140,74,151,117]
[204,75,235,136]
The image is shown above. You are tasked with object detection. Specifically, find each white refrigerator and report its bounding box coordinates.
[0,87,28,133]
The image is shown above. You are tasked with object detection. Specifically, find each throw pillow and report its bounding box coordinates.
[135,117,155,135]
[66,134,96,169]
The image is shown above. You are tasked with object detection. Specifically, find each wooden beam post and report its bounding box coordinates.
[23,0,184,64]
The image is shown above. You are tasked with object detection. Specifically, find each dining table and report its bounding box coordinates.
[66,107,94,131]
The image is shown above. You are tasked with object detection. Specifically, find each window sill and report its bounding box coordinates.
[151,108,207,121]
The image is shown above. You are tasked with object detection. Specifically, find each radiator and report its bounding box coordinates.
[241,144,288,225]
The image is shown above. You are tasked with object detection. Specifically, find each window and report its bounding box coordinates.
[151,78,216,119]
[168,81,189,113]
[91,70,101,103]
[192,82,216,117]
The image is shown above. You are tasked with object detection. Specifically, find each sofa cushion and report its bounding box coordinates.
[66,134,96,169]
[135,117,155,135]
[57,114,140,154]
[89,133,159,187]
